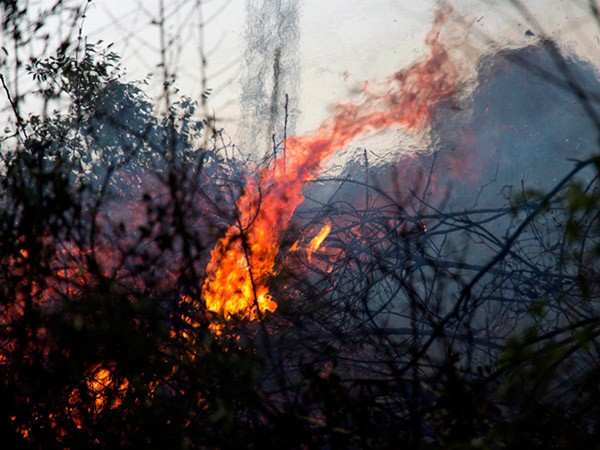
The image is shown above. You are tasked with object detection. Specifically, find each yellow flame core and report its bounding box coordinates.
[202,236,277,320]
[306,223,332,262]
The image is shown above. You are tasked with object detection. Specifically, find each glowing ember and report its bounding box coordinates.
[202,9,458,321]
[87,364,129,411]
[69,362,129,428]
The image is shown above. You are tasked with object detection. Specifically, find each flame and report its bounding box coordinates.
[68,362,129,428]
[202,9,458,321]
[306,223,332,262]
[86,363,129,412]
[289,240,300,252]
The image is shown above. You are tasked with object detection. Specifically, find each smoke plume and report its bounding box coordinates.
[238,0,301,158]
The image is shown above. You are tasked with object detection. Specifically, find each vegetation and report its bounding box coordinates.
[1,1,600,448]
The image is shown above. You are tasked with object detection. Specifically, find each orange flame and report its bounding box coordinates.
[68,362,129,428]
[202,10,458,321]
[306,223,332,262]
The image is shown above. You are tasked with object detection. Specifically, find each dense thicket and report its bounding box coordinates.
[2,2,600,449]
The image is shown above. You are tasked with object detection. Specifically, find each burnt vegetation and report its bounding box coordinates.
[2,1,600,449]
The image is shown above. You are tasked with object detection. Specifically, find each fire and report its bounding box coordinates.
[68,363,129,428]
[306,223,332,262]
[202,9,458,322]
[85,363,129,412]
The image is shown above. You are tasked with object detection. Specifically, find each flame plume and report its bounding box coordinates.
[306,223,332,263]
[202,10,458,321]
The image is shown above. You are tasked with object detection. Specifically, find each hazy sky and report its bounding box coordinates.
[31,0,600,136]
[80,0,439,130]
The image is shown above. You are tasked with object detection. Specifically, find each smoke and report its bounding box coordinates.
[238,0,301,158]
[308,41,600,215]
[440,41,600,207]
[205,14,600,323]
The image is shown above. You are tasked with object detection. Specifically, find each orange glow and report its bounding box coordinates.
[85,363,129,412]
[89,367,113,409]
[289,240,300,252]
[202,9,458,322]
[66,363,130,430]
[306,223,332,262]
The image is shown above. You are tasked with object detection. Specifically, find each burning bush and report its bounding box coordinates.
[2,3,600,449]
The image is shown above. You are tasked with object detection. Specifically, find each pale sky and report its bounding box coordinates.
[19,0,600,138]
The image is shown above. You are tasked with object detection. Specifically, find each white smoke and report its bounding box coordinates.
[238,0,302,160]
